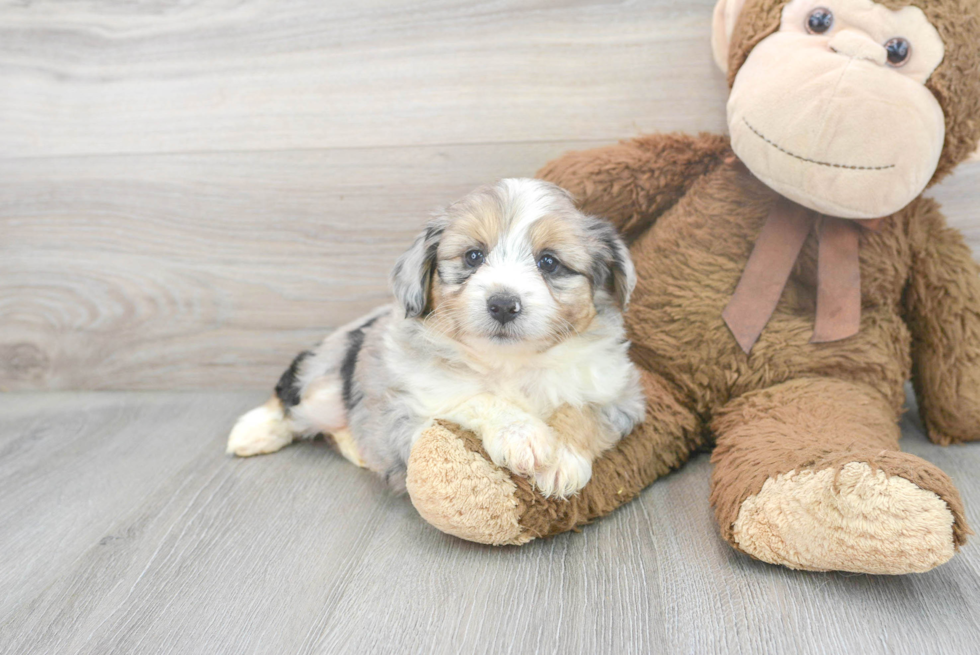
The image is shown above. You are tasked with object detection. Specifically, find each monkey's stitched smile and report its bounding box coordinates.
[744,119,896,171]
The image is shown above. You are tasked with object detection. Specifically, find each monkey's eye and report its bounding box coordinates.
[537,254,560,274]
[805,7,834,34]
[464,249,484,267]
[884,38,912,67]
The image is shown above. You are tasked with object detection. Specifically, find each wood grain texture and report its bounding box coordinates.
[1,389,979,654]
[0,143,605,390]
[0,0,728,157]
[0,0,978,391]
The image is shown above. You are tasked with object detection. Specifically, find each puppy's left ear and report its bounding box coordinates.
[391,214,449,318]
[591,220,637,310]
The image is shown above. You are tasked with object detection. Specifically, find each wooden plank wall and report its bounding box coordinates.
[1,0,977,391]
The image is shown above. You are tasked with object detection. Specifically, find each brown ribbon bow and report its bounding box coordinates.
[723,195,882,354]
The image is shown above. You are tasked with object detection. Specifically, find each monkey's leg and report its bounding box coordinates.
[404,369,703,545]
[710,377,968,574]
[905,202,980,445]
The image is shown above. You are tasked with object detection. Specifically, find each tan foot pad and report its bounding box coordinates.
[733,462,956,574]
[406,421,532,546]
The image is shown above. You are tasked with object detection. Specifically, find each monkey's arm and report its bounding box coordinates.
[537,132,731,242]
[905,201,980,444]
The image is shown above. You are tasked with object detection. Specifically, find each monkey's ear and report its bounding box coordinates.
[711,0,748,74]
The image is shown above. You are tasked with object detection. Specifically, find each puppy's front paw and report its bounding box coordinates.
[483,416,556,477]
[534,447,592,498]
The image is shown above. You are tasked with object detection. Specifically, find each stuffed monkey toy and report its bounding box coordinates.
[404,0,980,574]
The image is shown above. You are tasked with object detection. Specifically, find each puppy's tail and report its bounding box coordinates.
[226,397,295,457]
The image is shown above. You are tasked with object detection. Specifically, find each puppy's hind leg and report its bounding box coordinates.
[227,349,313,457]
[228,307,389,461]
[227,396,296,457]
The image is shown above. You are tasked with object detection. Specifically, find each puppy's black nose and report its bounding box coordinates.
[487,294,521,324]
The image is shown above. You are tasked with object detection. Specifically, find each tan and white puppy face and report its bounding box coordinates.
[723,0,946,218]
[391,179,635,351]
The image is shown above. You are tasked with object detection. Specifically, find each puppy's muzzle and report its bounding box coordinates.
[487,294,522,325]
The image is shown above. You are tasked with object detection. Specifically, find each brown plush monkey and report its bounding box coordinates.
[404,0,980,574]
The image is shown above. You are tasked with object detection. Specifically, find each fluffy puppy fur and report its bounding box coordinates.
[227,178,646,497]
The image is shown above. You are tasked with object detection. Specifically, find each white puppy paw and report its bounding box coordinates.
[227,402,294,457]
[439,394,590,496]
[533,447,593,498]
[483,415,556,477]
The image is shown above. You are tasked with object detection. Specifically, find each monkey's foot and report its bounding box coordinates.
[732,460,959,574]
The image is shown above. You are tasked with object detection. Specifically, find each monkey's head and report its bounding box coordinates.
[713,0,980,219]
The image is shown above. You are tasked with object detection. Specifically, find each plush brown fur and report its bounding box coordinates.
[516,148,976,550]
[404,0,980,570]
[536,141,980,558]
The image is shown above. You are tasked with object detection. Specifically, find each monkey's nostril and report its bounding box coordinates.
[487,294,522,324]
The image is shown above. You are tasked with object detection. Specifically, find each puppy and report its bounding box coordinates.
[227,178,645,497]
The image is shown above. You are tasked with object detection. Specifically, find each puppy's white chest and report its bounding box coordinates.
[389,314,634,422]
[477,350,622,418]
[398,356,560,420]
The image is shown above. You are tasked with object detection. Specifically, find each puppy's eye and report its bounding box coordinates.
[884,37,911,67]
[464,249,484,268]
[805,7,833,34]
[537,254,560,274]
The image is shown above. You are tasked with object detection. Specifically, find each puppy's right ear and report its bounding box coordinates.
[391,215,449,318]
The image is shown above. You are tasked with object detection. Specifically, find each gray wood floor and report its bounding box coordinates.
[2,389,979,655]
